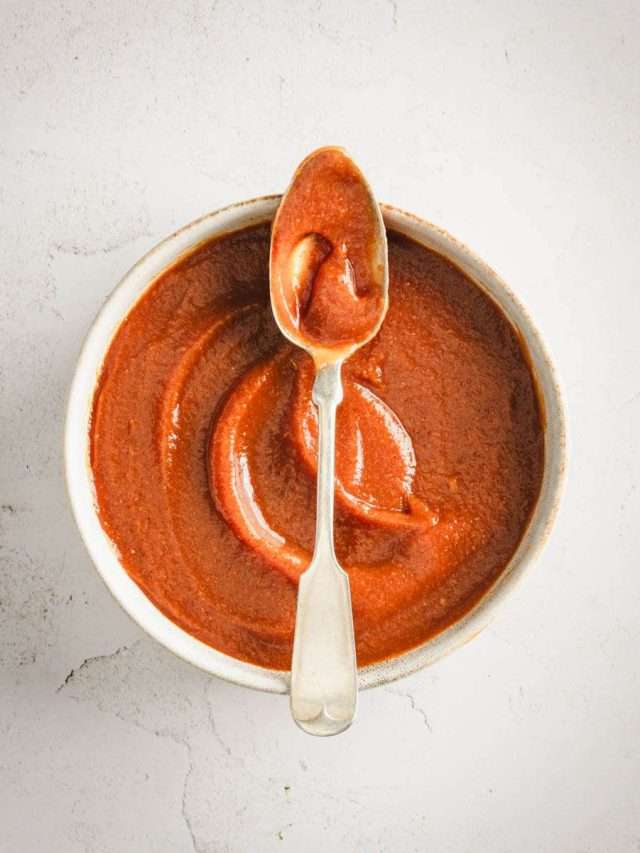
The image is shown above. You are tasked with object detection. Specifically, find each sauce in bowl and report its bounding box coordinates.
[90,221,544,669]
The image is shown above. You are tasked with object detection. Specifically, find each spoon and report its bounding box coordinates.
[270,147,389,735]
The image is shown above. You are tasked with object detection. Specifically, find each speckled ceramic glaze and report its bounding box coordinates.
[65,196,566,693]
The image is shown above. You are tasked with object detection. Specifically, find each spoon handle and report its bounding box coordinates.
[290,361,358,736]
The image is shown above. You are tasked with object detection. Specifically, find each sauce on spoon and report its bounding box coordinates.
[270,146,387,359]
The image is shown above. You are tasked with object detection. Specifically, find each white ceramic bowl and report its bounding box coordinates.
[65,196,566,693]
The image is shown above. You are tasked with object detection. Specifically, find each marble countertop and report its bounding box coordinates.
[2,1,639,850]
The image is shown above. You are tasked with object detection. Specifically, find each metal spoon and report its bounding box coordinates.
[270,148,389,736]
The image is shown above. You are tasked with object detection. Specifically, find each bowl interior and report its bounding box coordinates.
[65,196,565,694]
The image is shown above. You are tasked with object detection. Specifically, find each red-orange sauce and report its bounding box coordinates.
[270,147,386,351]
[90,223,544,669]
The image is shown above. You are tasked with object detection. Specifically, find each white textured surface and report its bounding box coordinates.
[1,1,638,850]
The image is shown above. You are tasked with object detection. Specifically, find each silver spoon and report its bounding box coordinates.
[270,147,389,736]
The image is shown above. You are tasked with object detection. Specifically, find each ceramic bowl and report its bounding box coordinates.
[65,196,566,692]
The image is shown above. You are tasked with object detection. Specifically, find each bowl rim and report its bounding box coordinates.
[65,194,566,693]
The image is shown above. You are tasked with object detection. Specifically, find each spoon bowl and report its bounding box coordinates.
[270,146,389,367]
